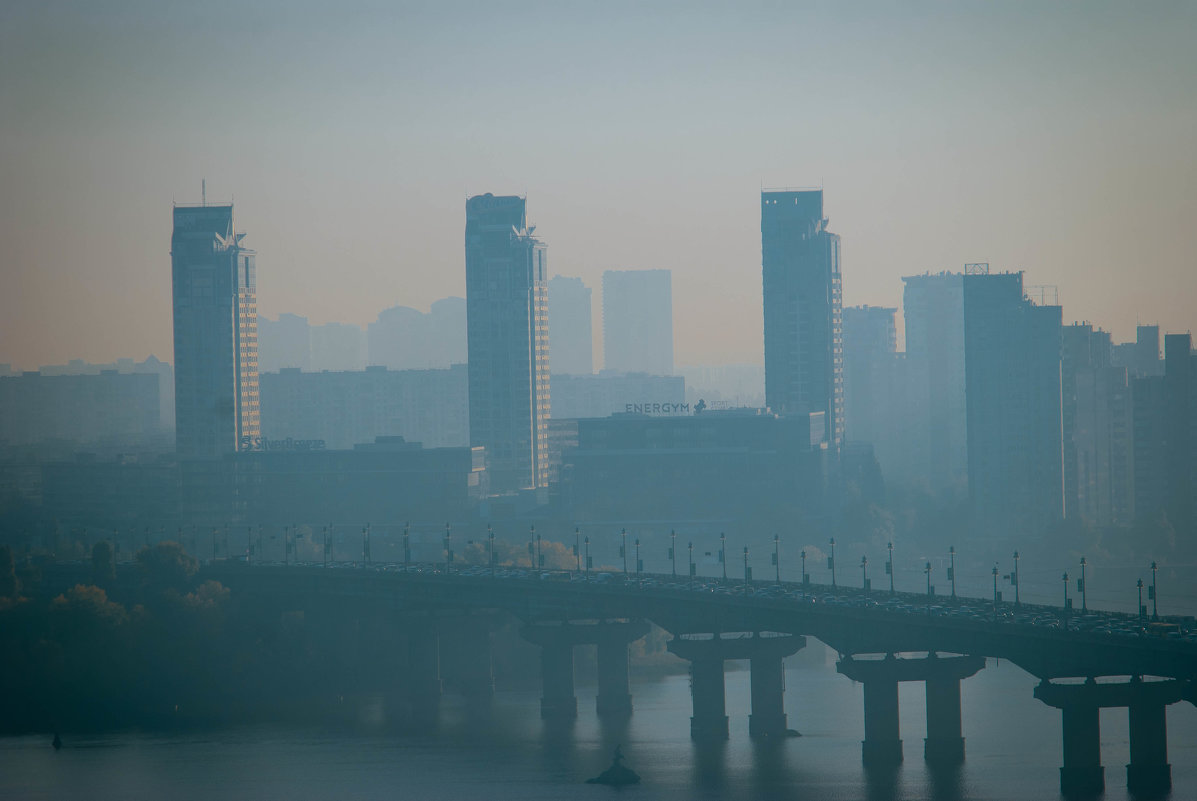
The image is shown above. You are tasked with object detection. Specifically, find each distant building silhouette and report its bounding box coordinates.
[549,276,594,375]
[310,321,366,372]
[170,202,259,457]
[1131,333,1196,535]
[258,313,311,373]
[602,270,673,376]
[367,298,466,370]
[0,371,161,448]
[1112,325,1164,378]
[902,272,968,490]
[1062,324,1133,525]
[465,194,550,492]
[761,190,843,447]
[260,365,467,449]
[963,272,1064,532]
[842,306,901,473]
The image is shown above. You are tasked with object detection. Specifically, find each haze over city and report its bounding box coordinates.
[4,4,1197,801]
[3,1,1196,370]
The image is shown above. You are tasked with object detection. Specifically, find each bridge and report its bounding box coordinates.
[158,561,1197,796]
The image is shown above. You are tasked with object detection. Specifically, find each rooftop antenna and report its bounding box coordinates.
[202,179,206,207]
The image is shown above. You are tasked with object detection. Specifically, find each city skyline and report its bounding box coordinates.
[3,3,1196,370]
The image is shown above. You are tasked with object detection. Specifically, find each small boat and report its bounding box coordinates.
[52,733,62,750]
[586,745,640,786]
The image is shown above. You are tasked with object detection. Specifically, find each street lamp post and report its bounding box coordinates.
[322,526,328,568]
[743,545,750,597]
[1151,561,1159,620]
[925,561,933,597]
[635,538,642,585]
[720,532,727,581]
[887,541,894,595]
[992,564,999,620]
[688,541,694,590]
[535,526,542,572]
[773,533,780,585]
[1013,551,1021,607]
[829,537,837,589]
[800,550,807,598]
[362,525,370,566]
[1079,557,1087,613]
[671,529,677,577]
[621,528,628,577]
[403,522,411,570]
[1137,578,1145,620]
[212,527,219,563]
[488,524,495,577]
[584,536,591,580]
[444,523,452,573]
[861,555,868,596]
[949,546,957,599]
[575,528,581,573]
[1062,572,1070,617]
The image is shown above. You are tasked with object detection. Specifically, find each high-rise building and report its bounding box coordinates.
[842,305,907,479]
[548,275,593,375]
[761,190,843,447]
[902,273,968,489]
[171,202,259,458]
[465,194,550,492]
[310,321,366,372]
[963,272,1064,532]
[257,313,311,373]
[367,297,466,370]
[602,269,673,376]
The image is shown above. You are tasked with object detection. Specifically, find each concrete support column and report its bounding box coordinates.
[924,676,966,764]
[460,626,495,707]
[748,655,789,738]
[689,657,730,740]
[1127,701,1171,795]
[407,627,442,728]
[596,637,633,717]
[1060,704,1104,796]
[538,640,577,720]
[861,677,903,765]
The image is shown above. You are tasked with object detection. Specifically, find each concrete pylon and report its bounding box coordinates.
[668,632,805,740]
[406,625,442,729]
[1035,675,1182,797]
[837,652,984,767]
[521,620,649,721]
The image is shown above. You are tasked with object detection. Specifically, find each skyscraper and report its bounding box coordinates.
[465,194,550,492]
[761,190,843,447]
[602,269,673,375]
[902,272,968,489]
[548,275,593,375]
[963,271,1064,532]
[171,202,259,458]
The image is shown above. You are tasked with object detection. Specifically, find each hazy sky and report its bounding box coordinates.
[2,1,1195,370]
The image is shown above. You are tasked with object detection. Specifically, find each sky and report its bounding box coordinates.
[2,1,1195,371]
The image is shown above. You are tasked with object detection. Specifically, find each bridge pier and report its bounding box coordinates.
[406,625,442,728]
[668,633,804,740]
[837,652,984,767]
[459,621,495,708]
[521,620,649,721]
[1034,676,1182,797]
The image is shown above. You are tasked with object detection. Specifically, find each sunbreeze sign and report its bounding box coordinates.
[240,436,327,452]
[624,402,690,415]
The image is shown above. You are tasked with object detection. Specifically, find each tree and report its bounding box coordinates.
[91,540,116,588]
[135,541,198,594]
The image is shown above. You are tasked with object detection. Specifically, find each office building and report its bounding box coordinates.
[902,272,968,490]
[602,269,673,376]
[310,321,367,372]
[171,202,259,458]
[963,272,1064,532]
[550,372,685,420]
[258,313,311,373]
[259,364,468,450]
[1112,325,1164,379]
[465,194,550,492]
[761,190,843,447]
[548,275,594,375]
[0,370,162,448]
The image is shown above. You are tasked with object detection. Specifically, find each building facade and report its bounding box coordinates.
[963,272,1064,532]
[171,203,259,458]
[761,190,843,447]
[548,275,594,375]
[602,269,674,376]
[902,272,968,490]
[465,194,550,492]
